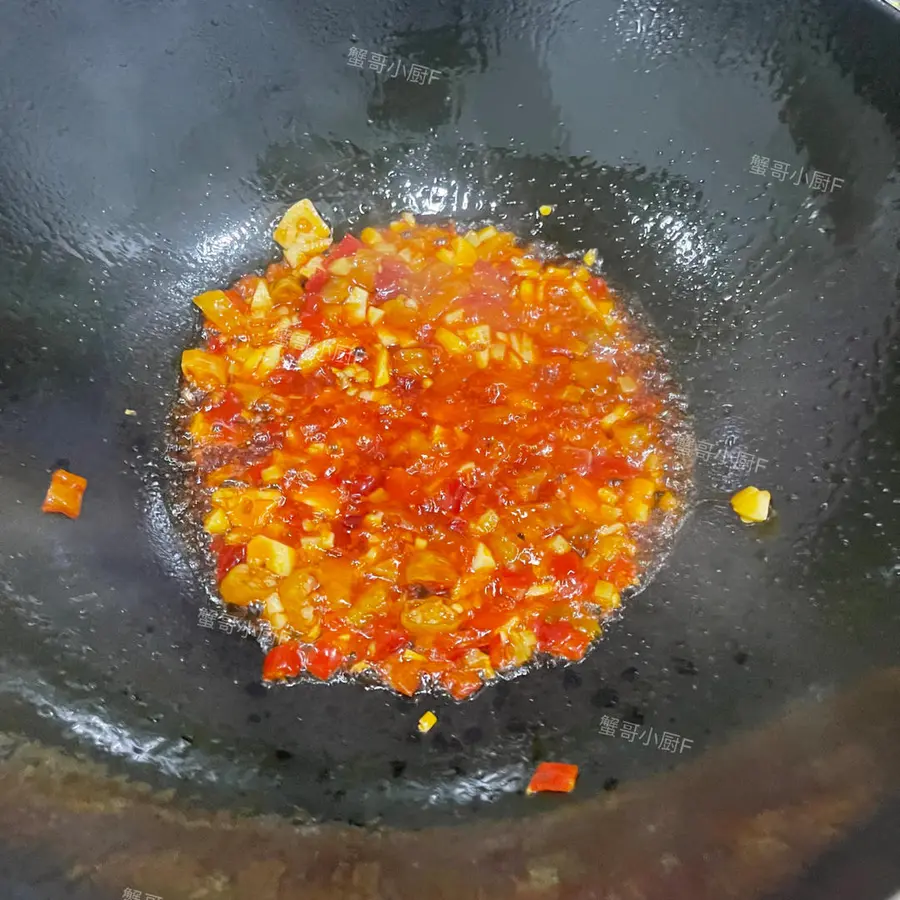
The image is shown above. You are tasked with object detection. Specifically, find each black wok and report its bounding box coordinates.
[1,0,900,897]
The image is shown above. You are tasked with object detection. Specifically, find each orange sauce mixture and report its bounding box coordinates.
[180,201,681,699]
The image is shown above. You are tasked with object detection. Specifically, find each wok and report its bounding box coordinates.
[1,0,900,896]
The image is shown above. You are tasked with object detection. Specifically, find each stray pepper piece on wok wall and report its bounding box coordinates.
[526,761,579,794]
[42,469,87,519]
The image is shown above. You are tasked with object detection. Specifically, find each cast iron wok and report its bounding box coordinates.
[1,0,900,896]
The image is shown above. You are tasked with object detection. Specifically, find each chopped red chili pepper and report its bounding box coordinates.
[439,669,483,701]
[370,629,410,662]
[180,203,684,698]
[374,257,410,299]
[534,620,593,661]
[329,233,364,260]
[526,761,579,794]
[206,390,243,426]
[590,455,642,481]
[263,642,305,681]
[382,655,424,696]
[305,644,343,681]
[303,268,328,294]
[215,542,246,581]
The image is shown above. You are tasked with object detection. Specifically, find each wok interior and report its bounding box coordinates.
[0,0,898,839]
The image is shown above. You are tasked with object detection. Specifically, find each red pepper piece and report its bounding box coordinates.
[42,469,88,519]
[305,644,343,681]
[600,557,638,590]
[328,233,363,260]
[526,761,579,794]
[262,642,304,681]
[206,390,243,426]
[557,445,593,476]
[437,478,475,516]
[374,257,411,300]
[440,669,483,701]
[590,455,642,481]
[370,629,409,662]
[588,276,610,298]
[534,620,593,661]
[383,657,423,696]
[497,568,533,597]
[215,542,246,581]
[303,268,329,295]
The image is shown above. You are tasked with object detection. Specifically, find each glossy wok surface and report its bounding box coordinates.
[0,0,899,896]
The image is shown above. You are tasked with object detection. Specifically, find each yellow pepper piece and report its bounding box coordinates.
[181,349,228,389]
[298,255,324,279]
[560,384,585,403]
[193,289,244,335]
[730,486,771,523]
[203,509,230,535]
[657,491,677,512]
[211,487,283,529]
[247,535,297,576]
[471,542,496,572]
[538,204,553,216]
[417,711,438,733]
[450,235,477,267]
[236,344,282,380]
[249,279,272,318]
[593,580,621,612]
[291,483,344,517]
[188,413,211,441]
[273,199,330,249]
[288,330,312,352]
[260,464,283,484]
[328,257,353,276]
[462,324,491,347]
[506,624,537,666]
[471,509,499,535]
[284,234,333,268]
[372,344,391,388]
[344,286,369,325]
[220,563,279,607]
[297,338,347,373]
[434,327,467,354]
